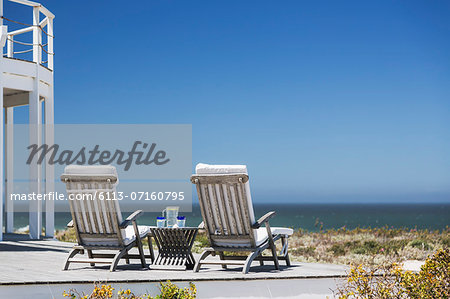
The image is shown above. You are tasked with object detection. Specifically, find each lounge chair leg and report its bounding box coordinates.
[137,244,147,269]
[243,248,263,274]
[219,252,227,269]
[63,248,81,270]
[132,221,147,269]
[259,256,264,266]
[194,249,212,272]
[281,236,291,266]
[147,235,155,263]
[110,248,128,272]
[265,223,279,270]
[270,243,280,270]
[187,253,196,269]
[285,252,291,266]
[135,237,147,269]
[87,249,95,267]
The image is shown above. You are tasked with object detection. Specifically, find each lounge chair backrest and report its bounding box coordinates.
[192,164,257,248]
[61,165,125,247]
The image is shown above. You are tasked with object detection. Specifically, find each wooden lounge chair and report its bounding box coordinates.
[61,165,154,271]
[191,163,293,274]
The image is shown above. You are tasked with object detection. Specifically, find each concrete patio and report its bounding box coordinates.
[0,234,348,298]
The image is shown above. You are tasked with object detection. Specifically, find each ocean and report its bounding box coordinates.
[12,203,450,232]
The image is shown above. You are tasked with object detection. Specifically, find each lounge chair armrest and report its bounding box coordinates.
[197,221,207,233]
[119,210,143,228]
[252,211,276,229]
[67,220,74,228]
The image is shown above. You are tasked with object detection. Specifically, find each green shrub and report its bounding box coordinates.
[195,233,209,247]
[382,239,409,254]
[440,237,450,247]
[352,247,366,255]
[344,241,360,248]
[409,239,432,250]
[64,281,197,299]
[292,246,315,256]
[329,244,346,256]
[400,248,449,299]
[56,228,77,243]
[334,248,450,299]
[153,281,196,299]
[374,226,404,238]
[351,240,381,255]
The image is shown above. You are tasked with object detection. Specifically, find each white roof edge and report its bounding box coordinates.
[39,5,54,19]
[8,0,40,7]
[8,0,55,18]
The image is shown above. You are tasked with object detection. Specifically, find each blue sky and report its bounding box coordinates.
[5,0,450,202]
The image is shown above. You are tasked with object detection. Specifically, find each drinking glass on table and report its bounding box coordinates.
[163,206,179,228]
[177,216,186,228]
[156,217,166,228]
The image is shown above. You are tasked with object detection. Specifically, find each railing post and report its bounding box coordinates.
[32,6,40,63]
[5,107,14,233]
[44,87,54,237]
[29,81,42,239]
[31,5,42,239]
[0,0,3,242]
[48,17,53,70]
[6,34,12,58]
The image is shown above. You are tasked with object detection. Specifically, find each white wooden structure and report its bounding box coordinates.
[0,0,54,240]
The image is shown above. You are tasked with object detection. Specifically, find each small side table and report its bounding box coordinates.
[149,227,198,270]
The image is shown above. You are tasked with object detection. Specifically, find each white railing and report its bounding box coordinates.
[1,0,54,70]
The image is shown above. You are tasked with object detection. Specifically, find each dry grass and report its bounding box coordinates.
[56,226,449,267]
[289,226,449,266]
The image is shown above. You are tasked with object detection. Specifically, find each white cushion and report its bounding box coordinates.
[64,165,118,176]
[255,227,293,247]
[123,225,151,246]
[196,163,248,174]
[63,165,118,185]
[213,227,293,248]
[82,225,150,247]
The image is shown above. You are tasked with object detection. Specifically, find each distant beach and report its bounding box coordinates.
[13,203,450,232]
